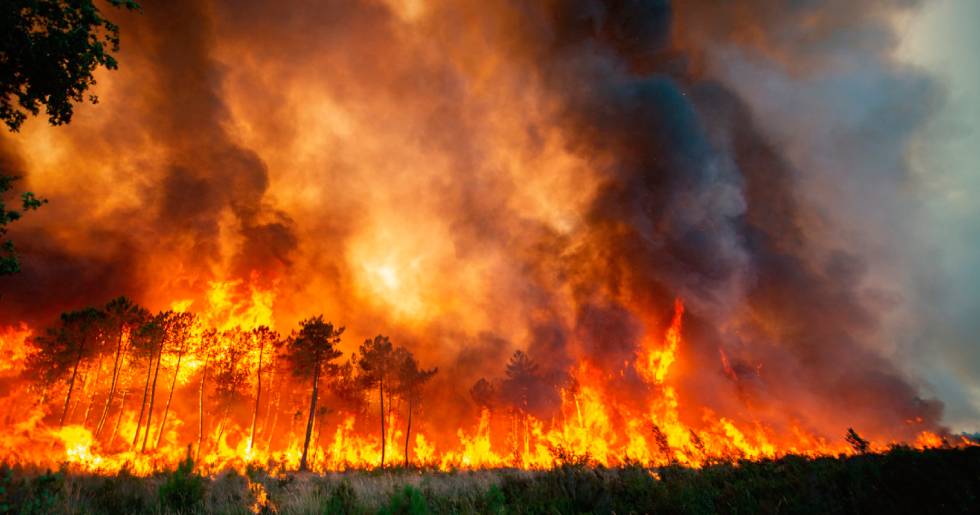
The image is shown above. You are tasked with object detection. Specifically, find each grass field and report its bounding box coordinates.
[1,446,978,514]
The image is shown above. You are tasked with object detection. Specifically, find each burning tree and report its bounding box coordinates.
[397,352,437,467]
[355,335,402,468]
[155,312,196,449]
[247,326,280,456]
[26,307,106,426]
[327,358,368,422]
[846,428,871,454]
[194,328,218,460]
[94,297,148,438]
[500,350,540,458]
[282,316,343,471]
[470,378,496,413]
[130,312,168,450]
[208,328,251,453]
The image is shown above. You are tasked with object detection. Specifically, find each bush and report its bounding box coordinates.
[323,479,359,515]
[89,469,151,514]
[379,485,429,515]
[0,466,64,515]
[157,450,206,513]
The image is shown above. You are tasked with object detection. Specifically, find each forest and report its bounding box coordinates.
[14,296,450,473]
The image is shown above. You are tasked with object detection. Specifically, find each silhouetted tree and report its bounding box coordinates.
[329,358,367,416]
[155,312,195,449]
[0,175,44,275]
[283,316,343,471]
[209,328,251,450]
[470,378,496,413]
[0,0,140,131]
[247,326,280,456]
[130,312,167,449]
[356,335,402,468]
[27,307,106,426]
[501,350,541,458]
[470,377,498,444]
[397,352,437,467]
[195,328,218,461]
[846,428,870,454]
[1,0,138,272]
[95,297,148,438]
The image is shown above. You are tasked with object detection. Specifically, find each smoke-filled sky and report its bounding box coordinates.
[894,0,980,432]
[1,0,978,437]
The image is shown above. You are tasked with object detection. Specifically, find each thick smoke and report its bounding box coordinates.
[0,0,957,442]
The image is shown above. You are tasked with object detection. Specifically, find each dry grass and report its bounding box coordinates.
[2,447,978,514]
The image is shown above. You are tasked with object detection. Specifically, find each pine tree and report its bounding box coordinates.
[282,316,343,471]
[397,352,437,467]
[355,335,401,468]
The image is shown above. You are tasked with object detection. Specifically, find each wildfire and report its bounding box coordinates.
[0,286,964,476]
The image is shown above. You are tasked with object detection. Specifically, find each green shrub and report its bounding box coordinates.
[10,468,64,515]
[378,485,429,515]
[157,451,206,514]
[481,484,506,515]
[323,479,359,515]
[89,469,151,514]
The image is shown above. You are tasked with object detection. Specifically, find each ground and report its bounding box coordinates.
[1,446,978,514]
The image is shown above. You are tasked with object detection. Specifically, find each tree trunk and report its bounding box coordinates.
[66,369,87,423]
[213,406,231,450]
[131,351,155,448]
[196,354,209,462]
[247,339,264,456]
[59,349,85,427]
[265,385,282,449]
[82,353,105,427]
[404,397,413,468]
[311,410,327,465]
[260,363,277,438]
[96,332,126,437]
[155,340,186,449]
[379,379,386,468]
[141,340,164,452]
[110,388,128,447]
[299,361,320,471]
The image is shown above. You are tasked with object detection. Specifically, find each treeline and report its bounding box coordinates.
[24,297,437,470]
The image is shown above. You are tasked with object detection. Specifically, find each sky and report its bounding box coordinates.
[1,0,977,445]
[897,0,980,431]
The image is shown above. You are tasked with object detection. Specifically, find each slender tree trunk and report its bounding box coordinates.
[59,349,85,427]
[265,386,282,449]
[109,388,129,447]
[96,333,126,437]
[404,397,413,468]
[155,340,186,449]
[379,379,385,468]
[213,406,230,449]
[260,364,277,437]
[67,369,87,423]
[141,341,164,452]
[311,411,327,465]
[299,362,320,471]
[131,352,155,448]
[82,353,105,427]
[110,388,128,447]
[197,355,209,462]
[247,339,264,456]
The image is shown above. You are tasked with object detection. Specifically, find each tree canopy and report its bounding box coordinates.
[1,0,139,131]
[0,174,44,275]
[1,0,138,274]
